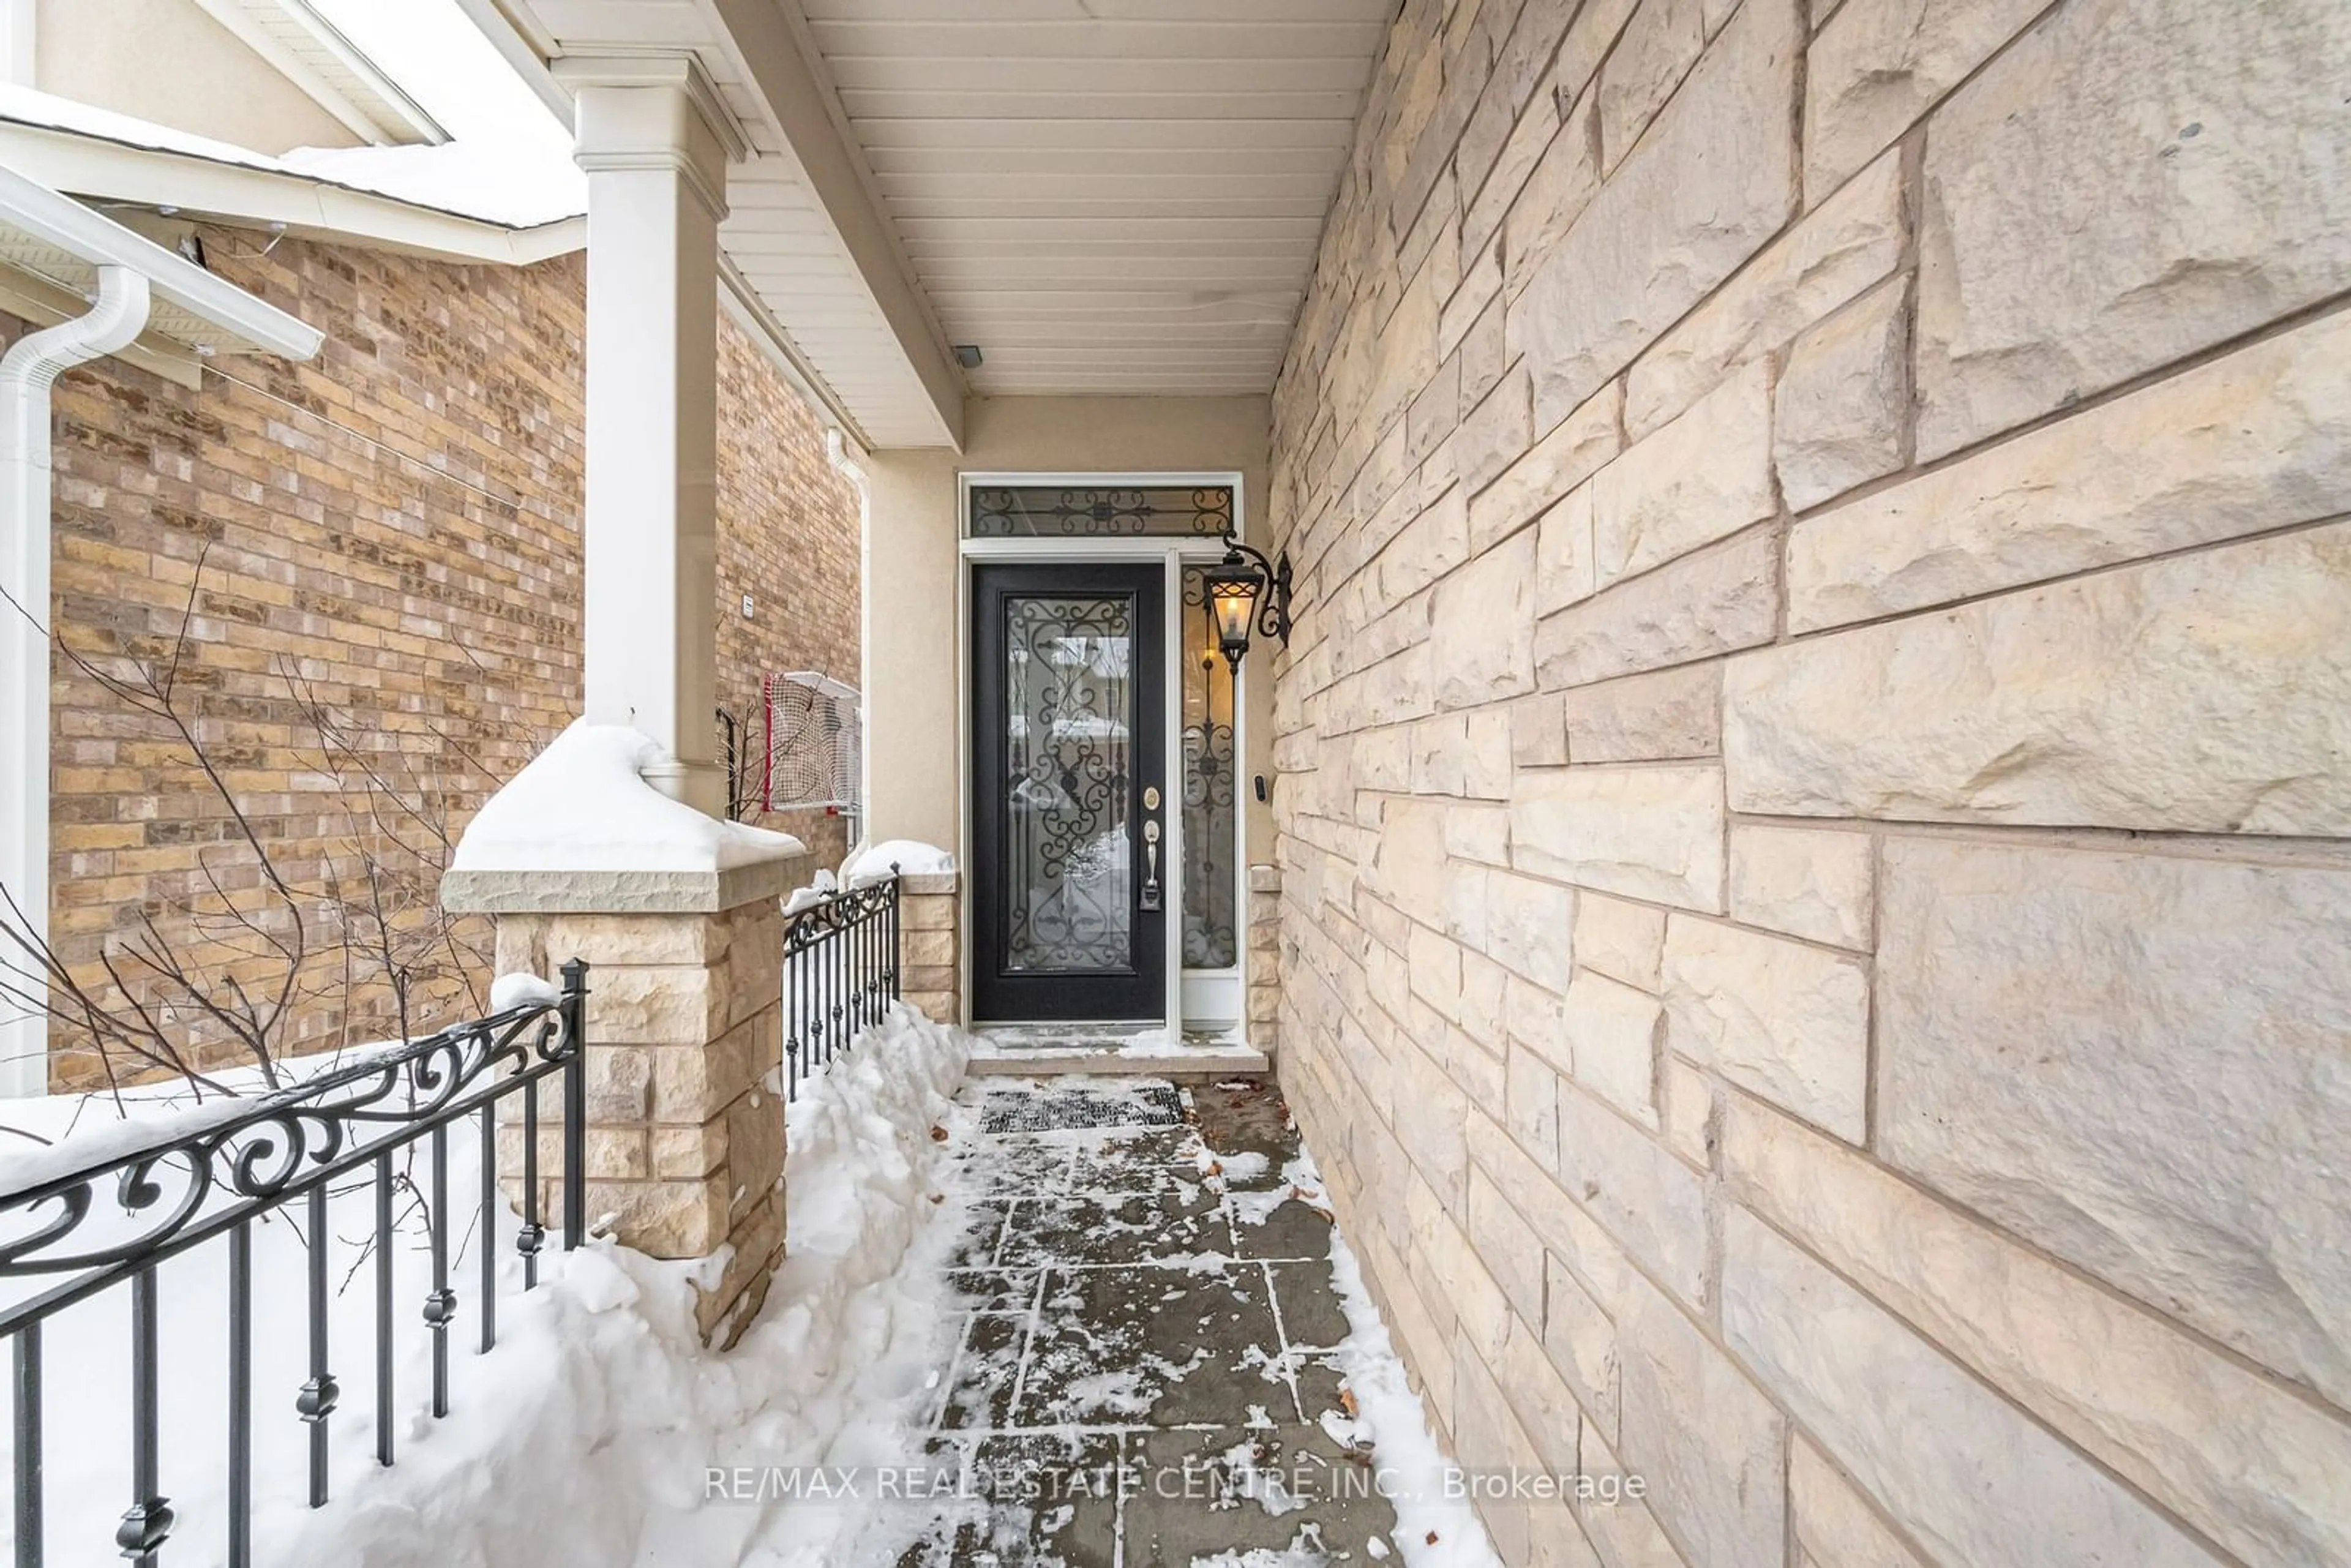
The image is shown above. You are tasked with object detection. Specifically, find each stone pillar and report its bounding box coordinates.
[898,871,962,1026]
[1247,863,1281,1056]
[556,54,746,818]
[446,852,800,1346]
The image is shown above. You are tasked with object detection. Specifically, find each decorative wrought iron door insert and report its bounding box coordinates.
[972,563,1167,1022]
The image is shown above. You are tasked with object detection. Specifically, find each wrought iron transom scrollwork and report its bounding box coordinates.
[970,485,1232,539]
[1004,593,1134,972]
[0,1000,574,1284]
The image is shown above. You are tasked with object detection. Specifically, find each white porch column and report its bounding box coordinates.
[559,57,747,817]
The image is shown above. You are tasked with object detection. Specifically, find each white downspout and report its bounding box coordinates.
[0,263,150,1097]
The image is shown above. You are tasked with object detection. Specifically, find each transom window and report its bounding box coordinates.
[969,484,1233,539]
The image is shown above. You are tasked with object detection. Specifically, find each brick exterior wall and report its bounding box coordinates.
[35,227,860,1089]
[1264,0,2351,1563]
[714,322,863,873]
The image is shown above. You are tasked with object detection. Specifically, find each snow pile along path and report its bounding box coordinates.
[260,1002,973,1568]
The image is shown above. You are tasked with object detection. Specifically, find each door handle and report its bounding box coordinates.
[1140,787,1163,911]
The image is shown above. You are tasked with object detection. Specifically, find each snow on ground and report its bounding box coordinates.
[1,1009,1501,1567]
[1321,1232,1507,1568]
[1213,1147,1504,1568]
[0,1002,972,1567]
[268,1001,973,1568]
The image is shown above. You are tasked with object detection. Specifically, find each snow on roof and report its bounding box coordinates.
[0,1,585,231]
[293,0,584,227]
[451,722,804,876]
[0,83,583,231]
[0,85,282,178]
[280,140,583,229]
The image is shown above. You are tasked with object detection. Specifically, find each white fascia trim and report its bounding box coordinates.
[451,0,569,122]
[0,161,318,358]
[719,256,871,462]
[0,122,585,268]
[453,0,925,456]
[190,0,449,147]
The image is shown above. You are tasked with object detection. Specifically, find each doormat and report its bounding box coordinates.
[978,1083,1185,1134]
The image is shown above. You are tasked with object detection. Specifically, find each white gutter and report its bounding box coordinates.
[0,165,317,1097]
[0,162,325,360]
[0,265,149,1098]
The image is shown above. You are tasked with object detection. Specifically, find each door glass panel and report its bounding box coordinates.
[1004,593,1134,972]
[1180,568,1237,969]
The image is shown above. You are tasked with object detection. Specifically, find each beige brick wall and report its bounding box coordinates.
[37,228,860,1089]
[1264,1,2351,1563]
[714,325,863,873]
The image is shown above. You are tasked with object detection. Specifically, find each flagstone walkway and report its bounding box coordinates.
[899,1076,1405,1567]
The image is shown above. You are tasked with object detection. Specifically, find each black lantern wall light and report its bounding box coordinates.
[1202,527,1292,670]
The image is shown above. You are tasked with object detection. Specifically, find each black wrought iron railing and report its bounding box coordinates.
[0,961,590,1567]
[782,871,900,1101]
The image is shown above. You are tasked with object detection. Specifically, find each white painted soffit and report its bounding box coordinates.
[459,0,973,451]
[800,0,1392,400]
[190,0,452,147]
[0,160,321,361]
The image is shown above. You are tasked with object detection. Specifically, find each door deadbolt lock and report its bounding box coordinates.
[1142,786,1161,810]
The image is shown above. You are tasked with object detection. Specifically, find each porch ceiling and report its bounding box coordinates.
[463,0,1390,445]
[803,0,1390,399]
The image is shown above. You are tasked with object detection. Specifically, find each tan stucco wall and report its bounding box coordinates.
[36,0,362,154]
[864,394,1274,863]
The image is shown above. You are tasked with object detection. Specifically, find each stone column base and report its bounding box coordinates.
[898,871,962,1027]
[1248,863,1282,1057]
[449,861,798,1346]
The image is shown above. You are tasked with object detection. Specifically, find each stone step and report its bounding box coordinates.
[964,1030,1269,1079]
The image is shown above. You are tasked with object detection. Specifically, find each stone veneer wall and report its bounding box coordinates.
[1246,863,1281,1055]
[896,871,962,1027]
[1263,1,2350,1564]
[39,230,861,1087]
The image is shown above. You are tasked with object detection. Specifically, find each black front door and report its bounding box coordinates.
[972,563,1167,1022]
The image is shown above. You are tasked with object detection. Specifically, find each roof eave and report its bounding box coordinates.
[0,160,321,360]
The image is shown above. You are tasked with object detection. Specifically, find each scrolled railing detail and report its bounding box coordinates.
[0,1007,564,1280]
[1,960,591,1568]
[781,869,902,1101]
